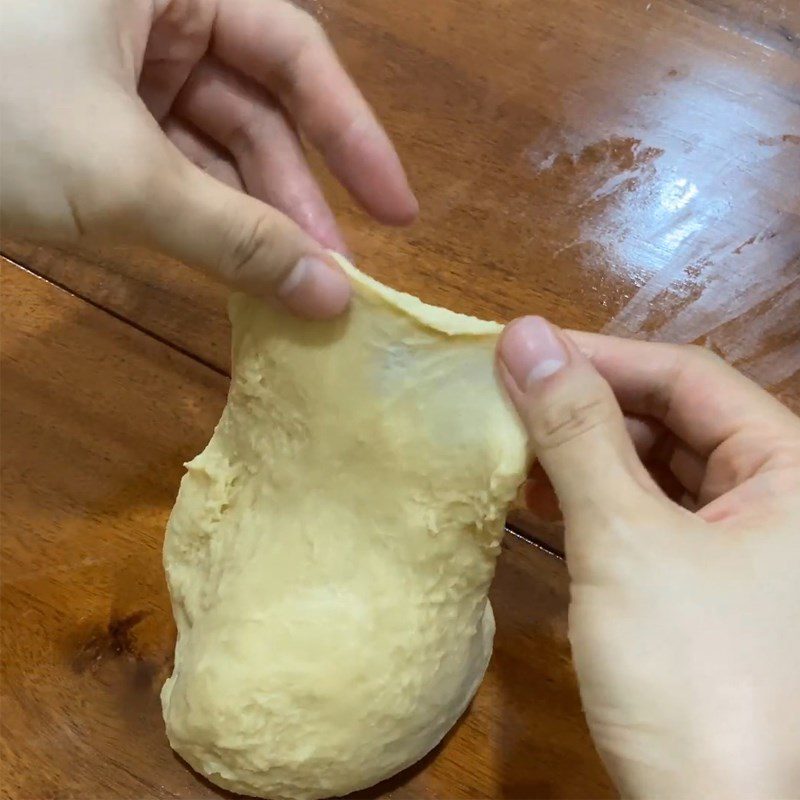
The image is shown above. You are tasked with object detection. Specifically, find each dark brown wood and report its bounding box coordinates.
[1,1,799,793]
[0,261,612,799]
[3,0,798,406]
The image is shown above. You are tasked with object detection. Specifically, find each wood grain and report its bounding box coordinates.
[2,0,797,559]
[1,1,799,794]
[0,261,613,799]
[3,0,798,406]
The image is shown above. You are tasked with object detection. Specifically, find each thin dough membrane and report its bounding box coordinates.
[161,257,528,799]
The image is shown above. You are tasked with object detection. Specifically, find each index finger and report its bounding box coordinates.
[211,0,418,225]
[565,331,800,457]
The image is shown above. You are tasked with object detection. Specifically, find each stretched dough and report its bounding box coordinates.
[161,257,528,799]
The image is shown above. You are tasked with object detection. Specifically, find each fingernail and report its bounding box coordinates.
[500,316,568,391]
[278,256,351,320]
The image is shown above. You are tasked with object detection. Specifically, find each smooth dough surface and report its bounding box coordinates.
[161,257,528,799]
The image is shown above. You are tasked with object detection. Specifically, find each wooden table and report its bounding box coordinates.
[1,1,798,797]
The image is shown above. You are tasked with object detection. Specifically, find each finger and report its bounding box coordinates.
[624,415,707,496]
[625,414,664,459]
[566,331,800,457]
[669,443,706,497]
[138,1,216,120]
[137,140,350,319]
[162,116,244,190]
[497,316,660,527]
[698,461,800,523]
[522,436,694,510]
[172,57,345,251]
[210,0,418,224]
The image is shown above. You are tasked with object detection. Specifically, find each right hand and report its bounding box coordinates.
[498,317,800,798]
[0,0,417,319]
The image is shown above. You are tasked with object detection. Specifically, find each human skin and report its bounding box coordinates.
[0,0,417,319]
[3,3,799,796]
[498,316,800,798]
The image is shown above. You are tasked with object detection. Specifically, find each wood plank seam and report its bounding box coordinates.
[506,523,565,561]
[0,250,229,379]
[0,253,564,560]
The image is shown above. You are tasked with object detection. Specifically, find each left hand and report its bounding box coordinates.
[0,0,418,318]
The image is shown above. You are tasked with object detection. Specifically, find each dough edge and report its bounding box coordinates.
[332,253,503,337]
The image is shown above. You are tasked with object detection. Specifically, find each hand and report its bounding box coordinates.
[498,317,800,798]
[0,0,417,318]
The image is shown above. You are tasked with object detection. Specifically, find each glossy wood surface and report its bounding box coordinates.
[1,0,799,796]
[0,261,612,799]
[3,0,798,404]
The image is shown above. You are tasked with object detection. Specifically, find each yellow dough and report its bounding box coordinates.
[161,257,528,799]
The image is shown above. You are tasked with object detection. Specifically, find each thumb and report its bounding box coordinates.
[498,316,654,523]
[140,154,350,320]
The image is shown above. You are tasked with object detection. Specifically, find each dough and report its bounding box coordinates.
[161,257,528,799]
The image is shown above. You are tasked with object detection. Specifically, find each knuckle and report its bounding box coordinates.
[293,7,325,40]
[219,214,283,287]
[640,344,726,419]
[275,10,327,87]
[683,343,724,367]
[530,395,612,450]
[222,118,256,156]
